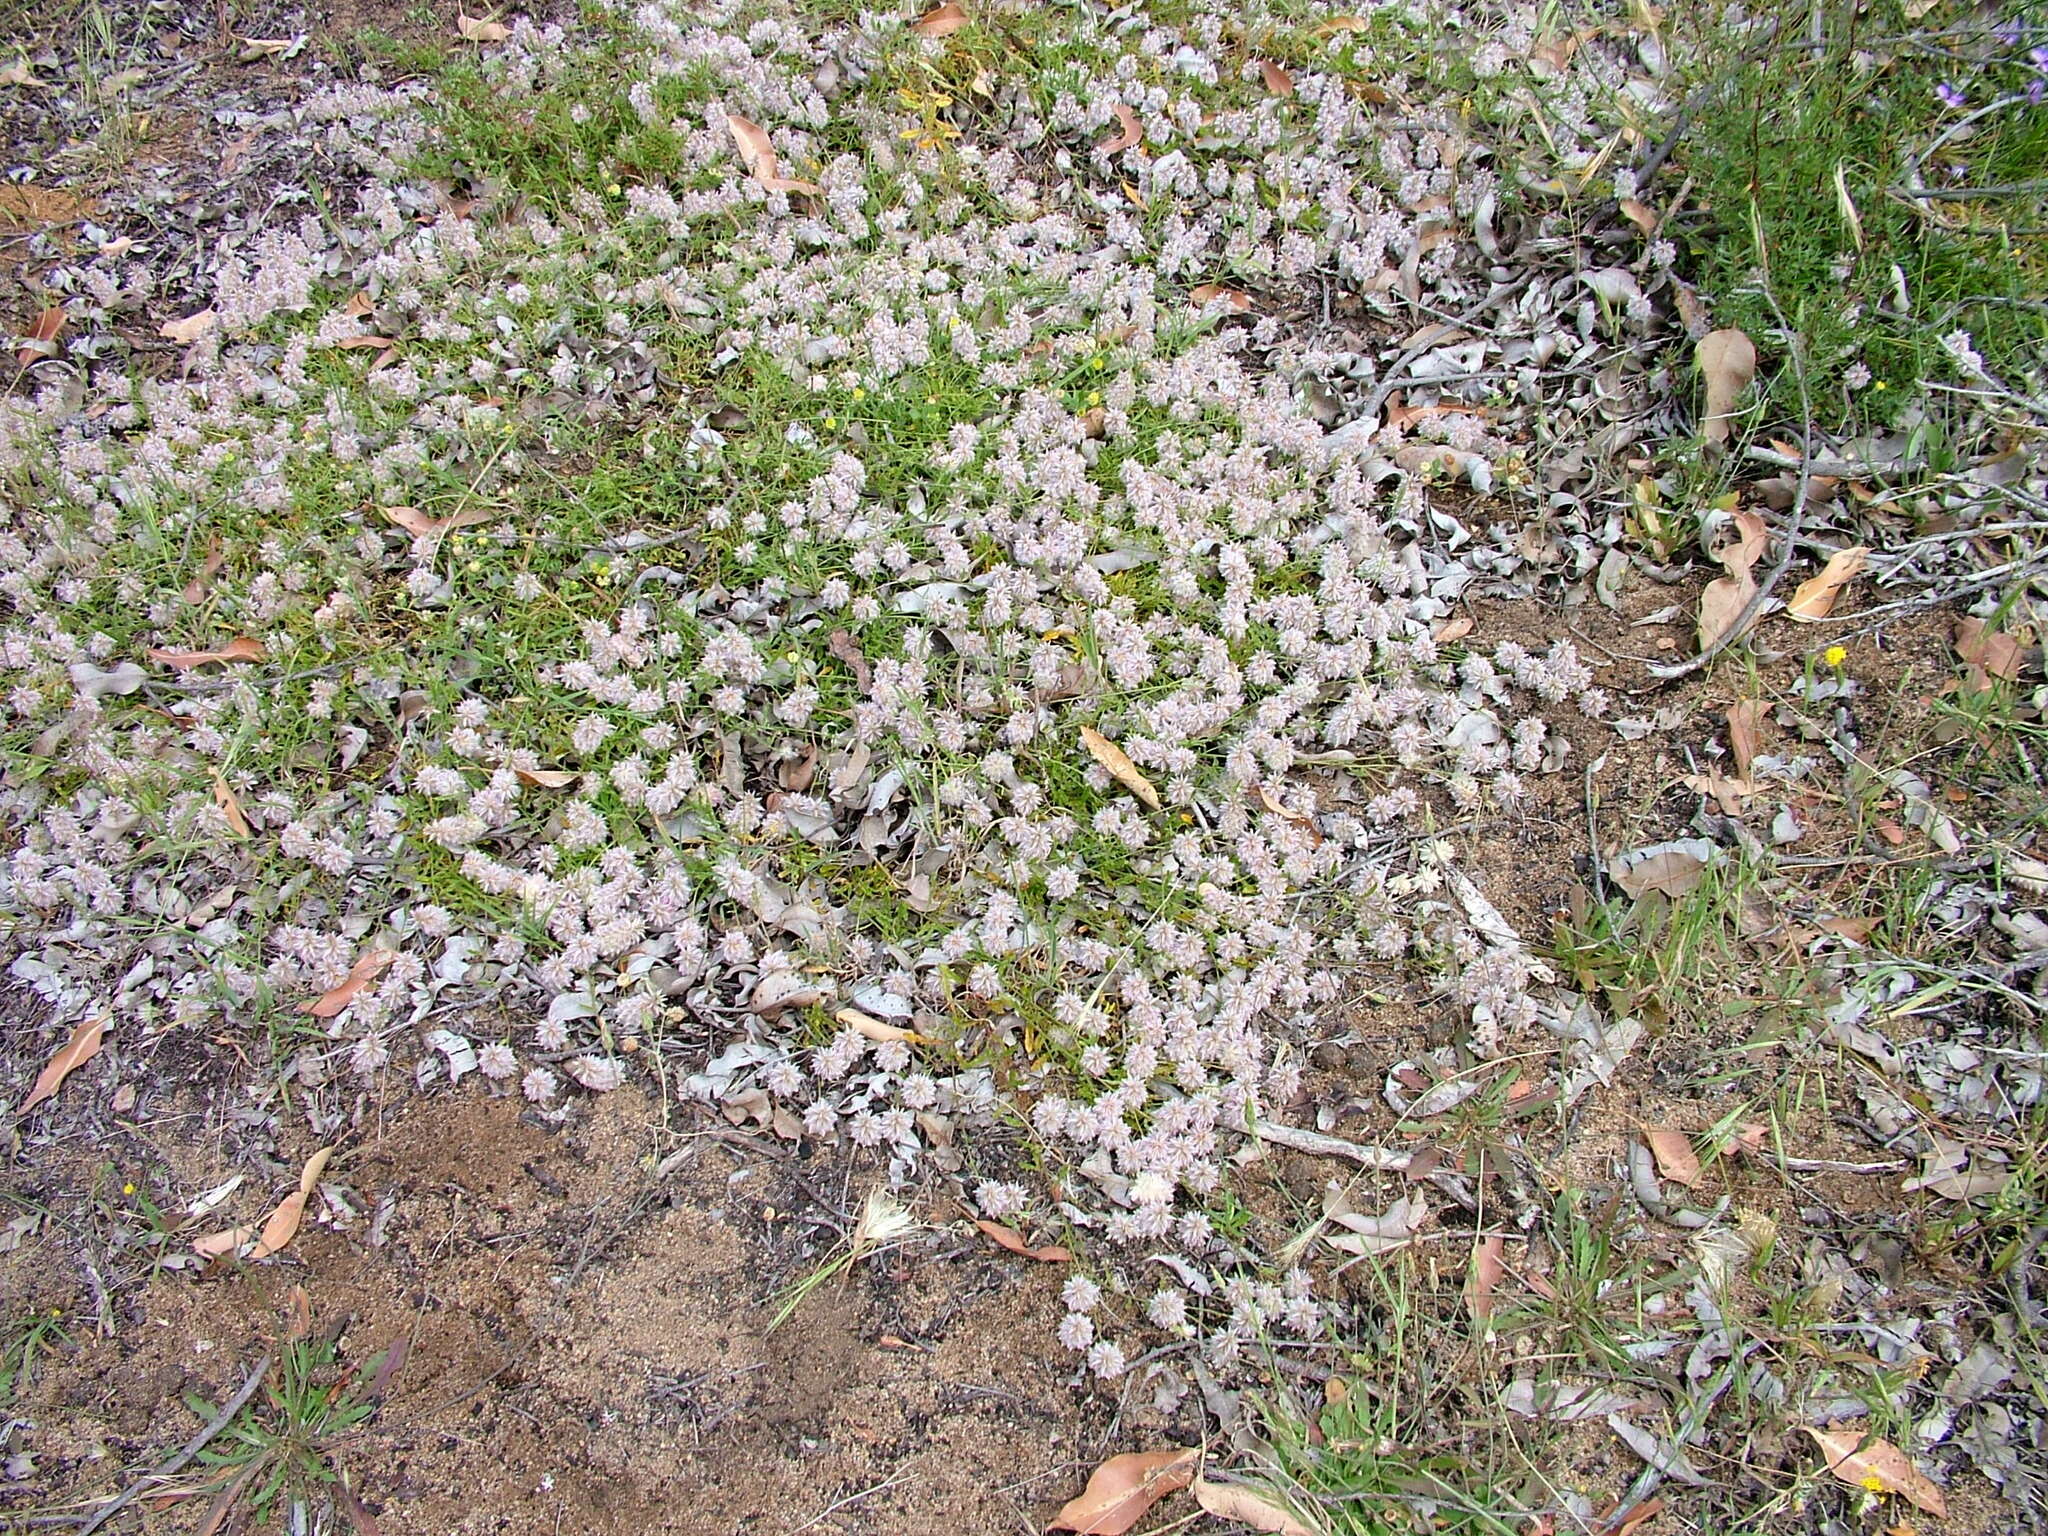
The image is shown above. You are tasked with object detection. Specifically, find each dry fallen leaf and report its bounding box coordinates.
[1192,1477,1319,1536]
[1190,283,1252,312]
[1051,1448,1199,1535]
[1618,197,1658,237]
[835,1006,927,1045]
[1466,1233,1506,1322]
[513,768,579,789]
[1258,60,1295,96]
[1697,509,1769,652]
[159,309,219,345]
[909,1,968,36]
[1096,104,1143,155]
[15,306,63,367]
[182,538,226,605]
[148,637,265,670]
[1681,772,1754,816]
[1642,1126,1702,1188]
[19,1014,110,1113]
[384,504,496,539]
[974,1219,1072,1262]
[1612,842,1710,900]
[1697,328,1757,447]
[1788,545,1868,622]
[1954,616,2027,691]
[725,114,821,197]
[196,1147,333,1262]
[299,948,397,1018]
[1805,1427,1948,1516]
[213,774,252,839]
[1080,725,1161,810]
[1726,698,1764,778]
[456,13,509,42]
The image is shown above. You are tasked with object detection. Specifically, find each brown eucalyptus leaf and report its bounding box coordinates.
[1466,1233,1506,1322]
[19,1015,109,1113]
[182,539,226,605]
[514,768,579,789]
[973,1220,1071,1263]
[909,1,968,36]
[1697,328,1756,446]
[1080,725,1161,810]
[384,505,495,539]
[1192,1477,1320,1536]
[456,13,509,42]
[835,1007,926,1045]
[159,308,218,345]
[299,949,397,1018]
[1096,104,1142,154]
[1190,283,1251,311]
[1642,1126,1702,1188]
[213,774,252,839]
[1050,1448,1199,1534]
[1787,545,1868,622]
[1696,570,1757,653]
[725,114,820,196]
[1258,61,1294,96]
[1804,1427,1948,1516]
[1726,699,1764,778]
[149,637,265,669]
[15,306,63,367]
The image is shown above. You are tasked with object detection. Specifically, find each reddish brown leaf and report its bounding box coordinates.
[149,637,265,670]
[334,334,399,351]
[383,504,495,539]
[837,1007,928,1045]
[1805,1427,1947,1516]
[1787,545,1868,622]
[213,774,252,839]
[909,1,968,36]
[827,629,872,692]
[1466,1233,1506,1321]
[182,538,226,605]
[513,768,579,789]
[299,949,396,1018]
[195,1147,332,1262]
[1955,616,2027,691]
[1190,283,1251,312]
[1642,1126,1702,1188]
[15,305,63,366]
[1050,1448,1199,1535]
[19,1014,110,1113]
[1096,104,1143,155]
[1696,570,1757,653]
[1080,725,1160,810]
[1698,328,1756,447]
[159,309,218,345]
[1191,1477,1318,1536]
[725,114,821,196]
[455,13,508,42]
[1726,699,1764,778]
[973,1219,1072,1263]
[1258,61,1295,96]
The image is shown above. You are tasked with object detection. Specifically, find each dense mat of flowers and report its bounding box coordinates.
[0,0,1646,1372]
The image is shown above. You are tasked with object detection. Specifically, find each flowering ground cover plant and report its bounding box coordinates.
[2,0,2045,1531]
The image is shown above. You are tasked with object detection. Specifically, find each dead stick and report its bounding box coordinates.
[77,1354,272,1534]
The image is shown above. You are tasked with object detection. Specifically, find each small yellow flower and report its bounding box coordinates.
[1873,380,1887,391]
[1090,355,1106,371]
[122,1182,136,1195]
[1087,389,1102,405]
[823,415,837,429]
[606,182,622,197]
[1824,644,1847,668]
[1860,1474,1887,1493]
[851,386,866,401]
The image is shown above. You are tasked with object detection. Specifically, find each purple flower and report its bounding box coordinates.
[2034,76,2048,106]
[1996,17,2023,47]
[1936,82,1967,109]
[2030,45,2048,71]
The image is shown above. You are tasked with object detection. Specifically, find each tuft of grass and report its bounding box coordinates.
[1668,0,2048,416]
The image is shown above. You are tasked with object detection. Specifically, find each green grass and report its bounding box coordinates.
[1667,0,2048,417]
[184,1326,393,1530]
[0,1305,73,1402]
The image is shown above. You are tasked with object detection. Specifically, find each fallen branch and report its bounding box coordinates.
[1252,1121,1413,1170]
